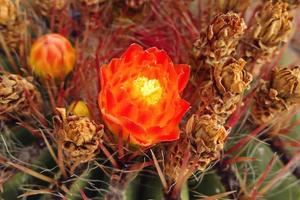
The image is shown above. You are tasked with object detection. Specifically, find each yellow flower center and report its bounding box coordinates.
[132,76,163,105]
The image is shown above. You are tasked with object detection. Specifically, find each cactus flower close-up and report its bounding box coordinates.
[99,44,190,146]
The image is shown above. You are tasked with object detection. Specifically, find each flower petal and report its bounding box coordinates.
[167,99,190,126]
[175,64,190,92]
[121,43,143,63]
[100,64,109,87]
[101,112,123,134]
[146,47,171,65]
[147,126,180,143]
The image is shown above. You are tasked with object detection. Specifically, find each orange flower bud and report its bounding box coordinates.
[29,33,76,79]
[98,44,190,146]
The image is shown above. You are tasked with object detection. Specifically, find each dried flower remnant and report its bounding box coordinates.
[192,12,246,67]
[55,108,103,166]
[264,0,300,9]
[29,34,76,79]
[0,0,26,52]
[217,0,251,13]
[0,20,26,51]
[199,58,252,123]
[0,0,16,25]
[214,58,252,95]
[98,44,190,146]
[0,72,42,121]
[244,1,293,74]
[252,66,300,125]
[271,66,300,104]
[164,114,229,182]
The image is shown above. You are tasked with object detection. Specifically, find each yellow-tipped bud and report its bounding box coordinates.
[68,101,90,117]
[29,33,76,79]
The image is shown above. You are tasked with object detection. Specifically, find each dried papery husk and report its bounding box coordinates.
[164,114,229,183]
[264,0,300,9]
[0,0,17,26]
[163,12,251,189]
[214,58,252,95]
[55,108,103,167]
[192,12,246,67]
[0,72,42,121]
[217,0,251,13]
[251,80,288,125]
[198,58,252,123]
[198,81,240,123]
[271,66,300,104]
[32,0,68,17]
[252,66,300,125]
[0,19,26,52]
[244,1,293,74]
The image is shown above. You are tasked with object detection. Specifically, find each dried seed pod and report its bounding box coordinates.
[264,0,300,9]
[214,58,252,95]
[164,114,229,182]
[32,0,67,16]
[0,72,42,121]
[271,66,300,103]
[217,0,251,13]
[55,108,103,165]
[244,1,293,70]
[252,66,300,125]
[251,80,288,125]
[0,0,17,25]
[198,58,252,123]
[0,19,26,52]
[199,81,240,123]
[192,12,246,66]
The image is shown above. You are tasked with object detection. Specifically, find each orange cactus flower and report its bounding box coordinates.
[98,44,190,146]
[29,33,76,79]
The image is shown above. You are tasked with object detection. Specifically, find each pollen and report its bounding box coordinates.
[132,76,163,105]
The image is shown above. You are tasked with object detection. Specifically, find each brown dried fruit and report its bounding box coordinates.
[55,108,103,165]
[271,66,300,103]
[193,12,246,66]
[198,58,252,123]
[0,0,16,25]
[264,0,300,9]
[0,19,26,52]
[214,58,252,95]
[252,80,287,125]
[164,114,229,182]
[0,72,42,121]
[252,66,300,125]
[245,1,293,69]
